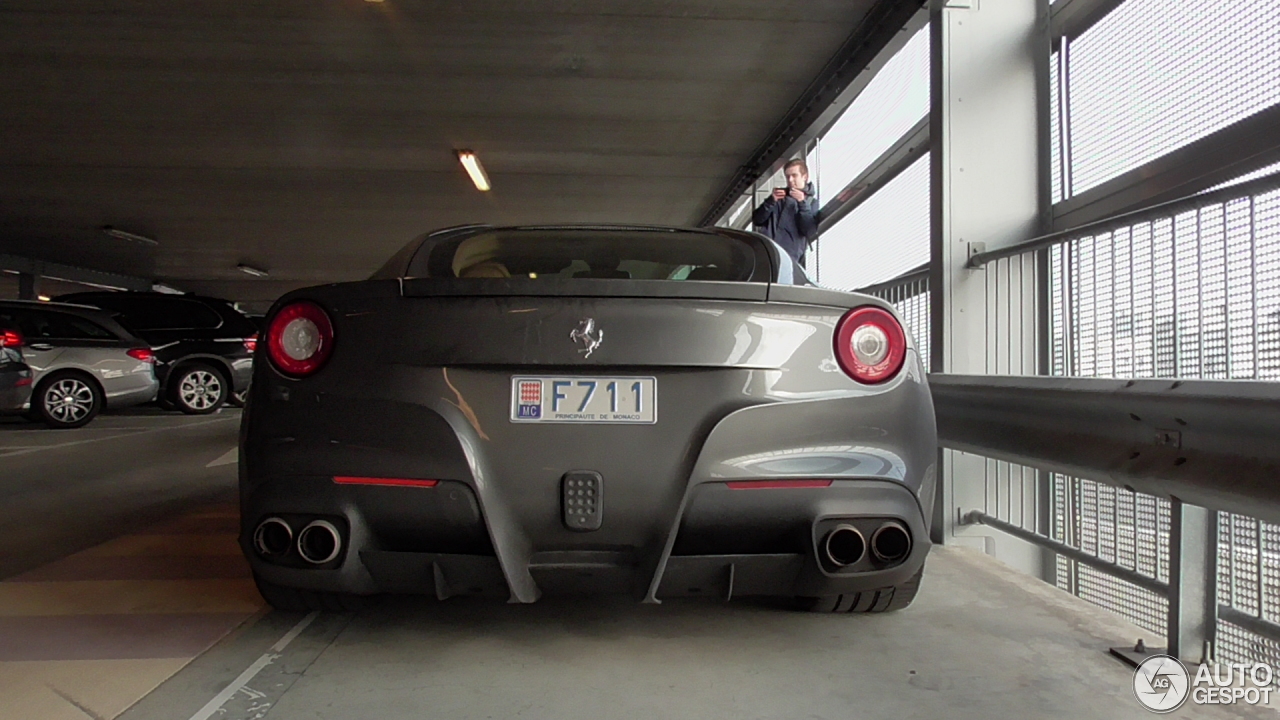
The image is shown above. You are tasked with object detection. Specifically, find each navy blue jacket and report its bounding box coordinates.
[752,182,818,266]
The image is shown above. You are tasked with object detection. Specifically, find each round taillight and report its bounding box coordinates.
[267,301,334,378]
[834,306,907,384]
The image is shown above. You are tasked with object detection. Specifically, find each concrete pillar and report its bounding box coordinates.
[1168,501,1216,663]
[929,0,1050,573]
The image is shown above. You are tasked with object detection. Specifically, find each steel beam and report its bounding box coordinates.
[968,170,1280,269]
[1048,0,1127,49]
[816,117,929,234]
[931,374,1280,525]
[1167,501,1216,663]
[696,0,927,227]
[1052,104,1280,232]
[0,254,151,293]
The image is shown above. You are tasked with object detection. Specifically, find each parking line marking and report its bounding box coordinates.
[206,448,238,468]
[187,611,319,720]
[0,417,236,458]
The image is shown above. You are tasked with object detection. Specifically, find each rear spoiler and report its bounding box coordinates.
[400,277,768,301]
[400,277,879,310]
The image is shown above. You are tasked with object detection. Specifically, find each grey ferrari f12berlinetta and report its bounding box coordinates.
[239,224,936,613]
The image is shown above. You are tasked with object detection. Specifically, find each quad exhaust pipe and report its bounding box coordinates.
[871,521,912,564]
[822,524,866,567]
[297,519,343,565]
[253,517,293,558]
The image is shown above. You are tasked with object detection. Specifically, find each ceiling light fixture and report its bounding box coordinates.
[101,226,159,246]
[37,295,51,302]
[456,150,491,192]
[237,264,270,278]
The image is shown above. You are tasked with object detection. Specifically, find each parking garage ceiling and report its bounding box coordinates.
[2,0,895,302]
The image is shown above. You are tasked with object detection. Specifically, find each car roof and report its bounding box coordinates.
[0,298,114,314]
[56,291,234,305]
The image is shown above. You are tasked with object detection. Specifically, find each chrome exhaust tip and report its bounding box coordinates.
[297,520,342,565]
[823,524,867,567]
[253,517,293,558]
[871,521,912,564]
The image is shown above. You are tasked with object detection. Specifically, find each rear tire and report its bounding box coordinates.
[798,567,923,613]
[33,371,103,429]
[170,363,228,415]
[253,573,371,613]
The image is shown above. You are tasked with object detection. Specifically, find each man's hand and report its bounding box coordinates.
[788,188,806,203]
[772,188,788,201]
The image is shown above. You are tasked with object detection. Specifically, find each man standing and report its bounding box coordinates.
[752,159,818,267]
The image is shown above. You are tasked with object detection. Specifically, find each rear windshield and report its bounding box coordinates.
[406,229,757,282]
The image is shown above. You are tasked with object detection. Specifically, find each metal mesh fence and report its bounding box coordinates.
[981,459,1041,534]
[1049,474,1171,638]
[1046,179,1280,661]
[1050,187,1280,379]
[1059,0,1280,197]
[864,277,930,372]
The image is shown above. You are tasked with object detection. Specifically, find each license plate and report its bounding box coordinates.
[510,376,656,424]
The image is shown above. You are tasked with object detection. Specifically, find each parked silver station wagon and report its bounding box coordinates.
[0,300,159,428]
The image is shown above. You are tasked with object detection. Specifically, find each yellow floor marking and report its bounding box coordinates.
[0,658,189,720]
[0,579,263,616]
[76,534,242,558]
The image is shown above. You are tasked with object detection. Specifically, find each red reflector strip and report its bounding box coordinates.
[725,479,834,490]
[332,476,439,488]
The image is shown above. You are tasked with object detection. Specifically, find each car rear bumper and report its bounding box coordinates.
[0,382,31,412]
[240,358,936,602]
[245,476,930,601]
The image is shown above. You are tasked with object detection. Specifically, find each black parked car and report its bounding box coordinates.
[0,325,33,414]
[55,292,257,414]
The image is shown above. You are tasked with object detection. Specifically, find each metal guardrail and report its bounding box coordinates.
[853,262,929,297]
[930,374,1280,526]
[962,509,1170,595]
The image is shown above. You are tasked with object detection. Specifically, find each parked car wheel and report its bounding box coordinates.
[170,363,227,415]
[34,371,103,429]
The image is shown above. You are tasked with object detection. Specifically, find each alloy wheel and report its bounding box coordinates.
[44,378,95,424]
[179,370,223,411]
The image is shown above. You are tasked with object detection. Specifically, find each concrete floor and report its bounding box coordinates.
[118,544,1276,720]
[0,407,241,578]
[2,408,1275,719]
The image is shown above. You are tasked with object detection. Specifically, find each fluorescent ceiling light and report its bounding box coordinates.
[456,150,491,192]
[152,283,184,294]
[37,295,51,302]
[237,264,270,278]
[102,226,158,246]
